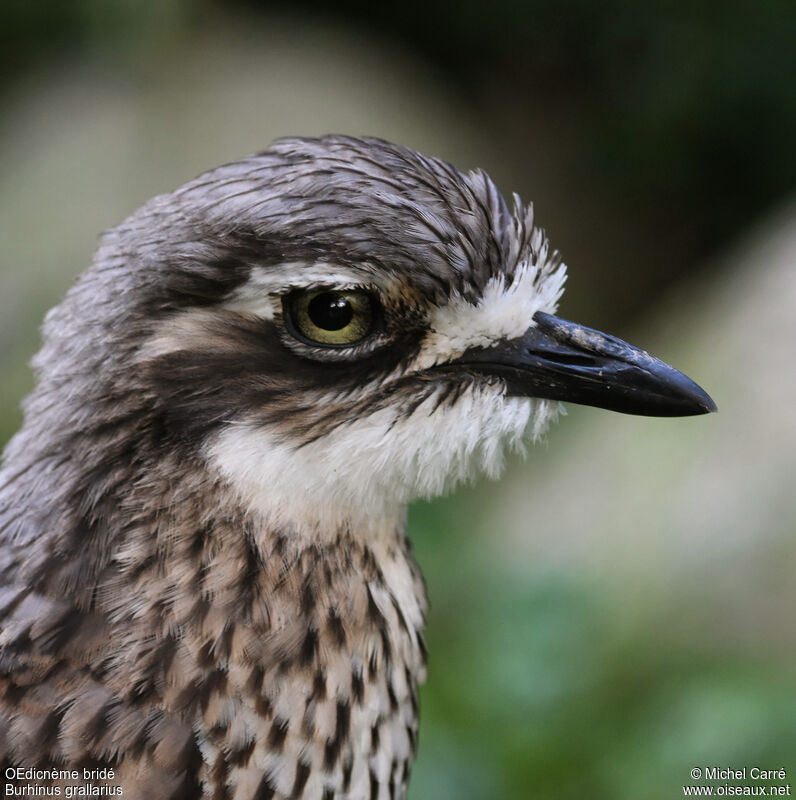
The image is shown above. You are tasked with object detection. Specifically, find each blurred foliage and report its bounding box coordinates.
[409,499,796,799]
[0,0,196,71]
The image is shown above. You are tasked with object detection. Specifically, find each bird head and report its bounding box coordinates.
[33,136,714,537]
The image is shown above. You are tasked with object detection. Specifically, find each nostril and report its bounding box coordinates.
[556,353,599,367]
[530,349,599,368]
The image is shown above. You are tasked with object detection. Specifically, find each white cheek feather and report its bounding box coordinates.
[417,258,567,370]
[136,308,226,360]
[206,385,561,538]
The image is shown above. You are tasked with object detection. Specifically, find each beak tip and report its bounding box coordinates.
[699,393,718,415]
[678,373,717,416]
[667,373,717,417]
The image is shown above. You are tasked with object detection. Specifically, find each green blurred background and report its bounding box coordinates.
[1,2,795,797]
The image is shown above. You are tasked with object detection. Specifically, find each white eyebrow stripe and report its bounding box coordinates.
[220,262,388,318]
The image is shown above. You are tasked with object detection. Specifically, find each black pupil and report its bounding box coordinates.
[308,293,354,331]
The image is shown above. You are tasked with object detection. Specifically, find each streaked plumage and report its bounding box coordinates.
[0,136,714,799]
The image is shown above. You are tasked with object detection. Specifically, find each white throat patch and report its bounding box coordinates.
[206,385,560,540]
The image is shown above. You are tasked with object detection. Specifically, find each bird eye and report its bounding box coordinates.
[286,289,375,346]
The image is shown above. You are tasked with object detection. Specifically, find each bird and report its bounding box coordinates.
[0,135,715,800]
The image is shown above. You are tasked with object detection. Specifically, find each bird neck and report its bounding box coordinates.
[204,418,413,543]
[234,493,410,548]
[1,420,430,796]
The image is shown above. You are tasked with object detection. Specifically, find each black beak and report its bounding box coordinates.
[454,311,717,417]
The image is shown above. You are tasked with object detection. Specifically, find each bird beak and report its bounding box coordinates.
[455,311,717,416]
